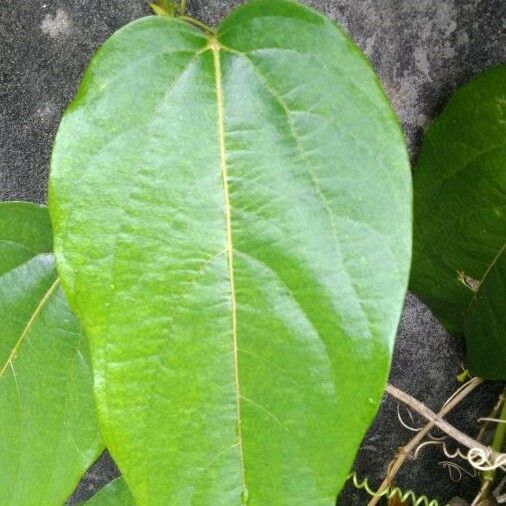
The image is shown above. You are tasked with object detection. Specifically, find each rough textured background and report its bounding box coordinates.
[0,0,504,504]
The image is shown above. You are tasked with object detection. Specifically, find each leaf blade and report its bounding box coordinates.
[464,248,506,379]
[410,65,506,378]
[0,202,103,505]
[50,1,412,504]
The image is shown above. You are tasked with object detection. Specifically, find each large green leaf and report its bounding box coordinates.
[0,202,103,504]
[49,1,411,504]
[80,478,135,506]
[410,65,506,379]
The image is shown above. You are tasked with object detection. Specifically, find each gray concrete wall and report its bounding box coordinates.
[1,1,504,504]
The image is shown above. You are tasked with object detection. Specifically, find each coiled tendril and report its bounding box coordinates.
[348,472,442,506]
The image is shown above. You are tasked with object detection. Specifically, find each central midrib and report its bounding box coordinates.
[210,38,247,498]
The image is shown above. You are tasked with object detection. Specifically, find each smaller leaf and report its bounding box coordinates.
[388,484,409,505]
[464,249,506,380]
[448,499,469,506]
[388,497,409,506]
[80,478,135,506]
[148,0,176,16]
[0,202,103,505]
[411,65,506,379]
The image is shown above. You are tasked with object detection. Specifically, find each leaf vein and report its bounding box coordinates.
[210,38,247,497]
[230,51,373,340]
[0,278,59,377]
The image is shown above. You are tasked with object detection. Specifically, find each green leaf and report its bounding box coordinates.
[80,478,135,505]
[0,202,52,276]
[463,248,506,379]
[0,202,104,504]
[49,1,411,504]
[410,65,506,379]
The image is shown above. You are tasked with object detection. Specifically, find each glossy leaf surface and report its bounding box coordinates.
[410,65,506,378]
[0,202,103,504]
[81,478,135,506]
[50,1,412,504]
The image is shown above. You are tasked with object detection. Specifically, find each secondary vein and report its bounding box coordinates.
[0,278,59,376]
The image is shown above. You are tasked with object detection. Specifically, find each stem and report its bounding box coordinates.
[179,0,188,15]
[178,15,215,34]
[367,378,483,506]
[471,390,506,506]
[483,393,506,487]
[491,395,506,452]
[385,384,499,455]
[476,391,504,444]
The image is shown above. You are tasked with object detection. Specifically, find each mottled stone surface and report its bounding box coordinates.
[1,0,504,504]
[67,452,120,505]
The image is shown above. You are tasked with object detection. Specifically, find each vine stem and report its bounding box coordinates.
[476,390,504,444]
[385,384,502,456]
[367,378,483,506]
[179,0,187,15]
[473,390,506,505]
[471,389,506,506]
[491,394,506,454]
